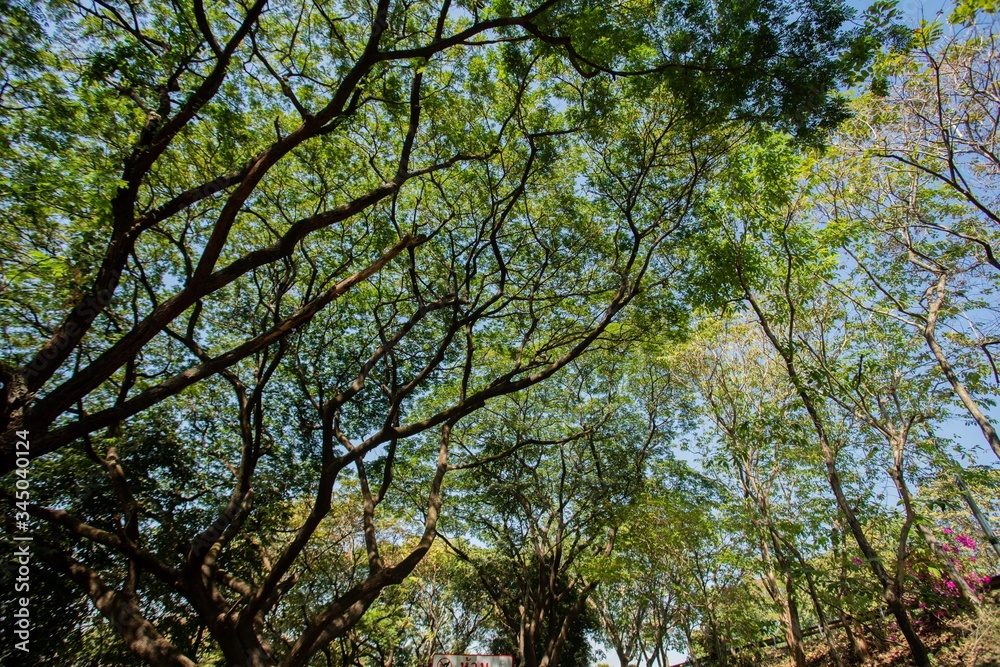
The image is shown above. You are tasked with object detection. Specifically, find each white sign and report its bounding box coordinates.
[432,654,513,667]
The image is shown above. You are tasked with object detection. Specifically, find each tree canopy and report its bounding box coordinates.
[2,1,998,667]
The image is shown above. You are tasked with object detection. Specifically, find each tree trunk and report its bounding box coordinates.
[745,292,932,667]
[844,620,871,664]
[782,575,807,667]
[761,553,806,667]
[922,273,1000,461]
[682,618,701,667]
[955,475,1000,560]
[538,585,594,667]
[887,597,930,667]
[792,545,844,667]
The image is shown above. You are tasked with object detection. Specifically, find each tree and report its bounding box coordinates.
[0,0,895,665]
[844,13,1000,461]
[588,458,730,667]
[439,345,683,667]
[686,132,940,665]
[678,318,839,667]
[316,543,487,667]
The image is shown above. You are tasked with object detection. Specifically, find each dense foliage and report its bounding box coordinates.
[0,1,998,667]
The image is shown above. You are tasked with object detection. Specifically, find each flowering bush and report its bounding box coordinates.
[905,527,992,624]
[955,535,976,550]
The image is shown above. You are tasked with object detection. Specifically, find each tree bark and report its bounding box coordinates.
[844,620,872,664]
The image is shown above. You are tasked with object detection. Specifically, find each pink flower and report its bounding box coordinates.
[942,527,954,534]
[851,556,863,566]
[956,535,976,549]
[945,581,956,590]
